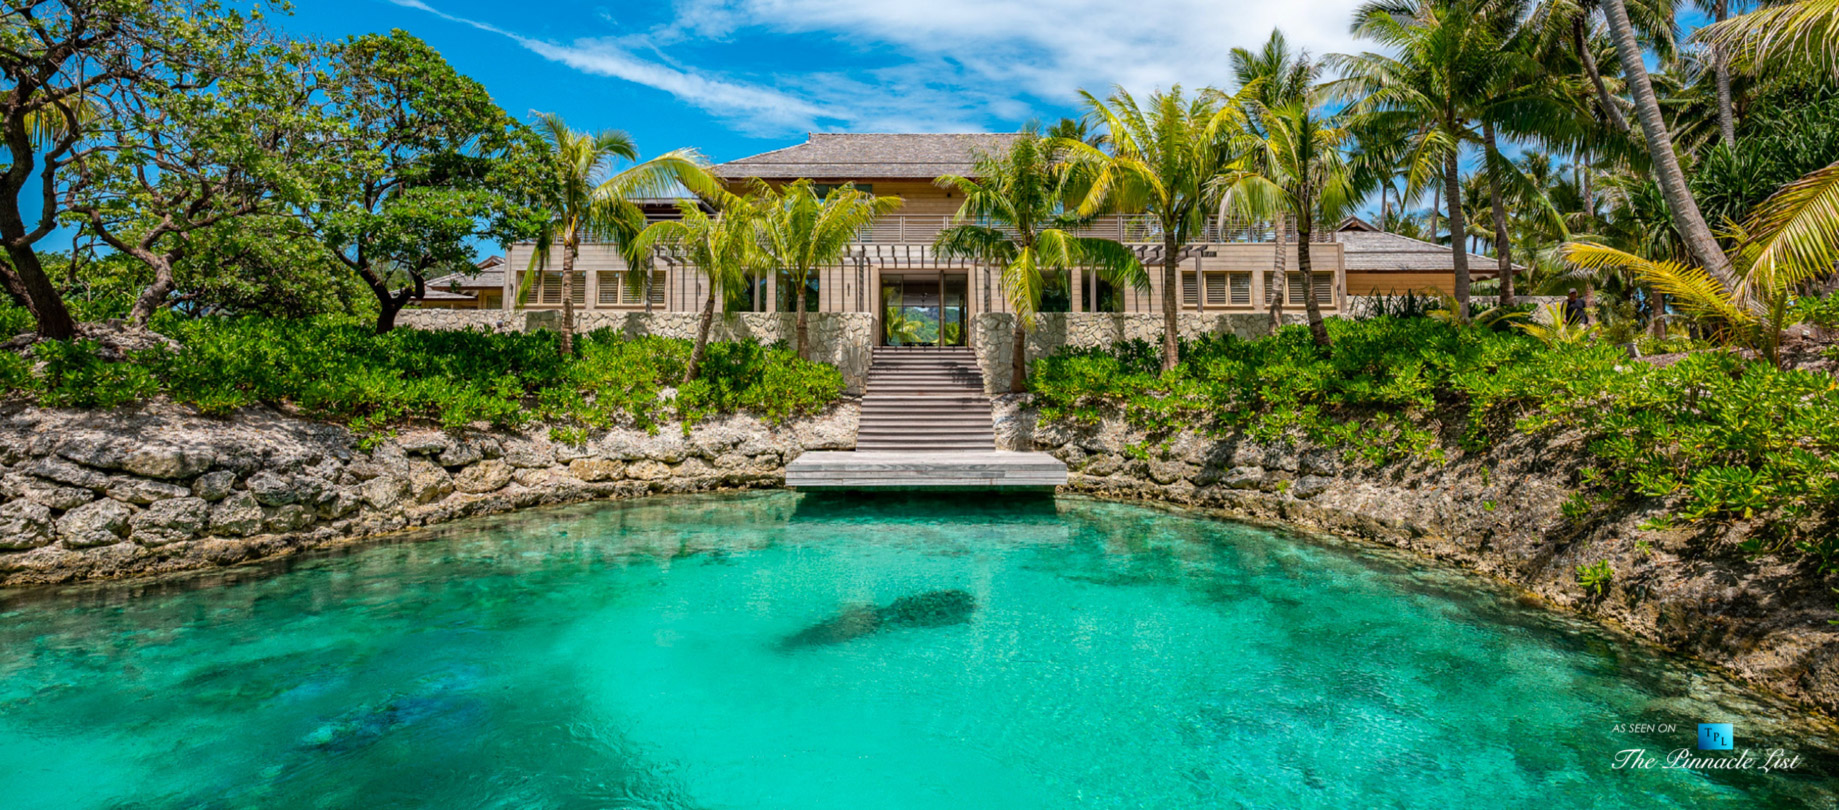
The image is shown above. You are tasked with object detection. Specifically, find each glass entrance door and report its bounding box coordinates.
[880,274,966,346]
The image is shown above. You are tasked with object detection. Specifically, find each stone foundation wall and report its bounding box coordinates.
[396,310,875,394]
[972,313,1311,393]
[0,403,856,586]
[991,396,1839,718]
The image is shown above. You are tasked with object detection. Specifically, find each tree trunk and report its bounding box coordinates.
[1575,17,1632,133]
[1010,318,1028,393]
[559,241,577,357]
[1580,163,1595,231]
[1601,0,1742,292]
[375,296,405,333]
[1160,230,1179,371]
[684,275,717,385]
[1297,203,1331,348]
[1268,212,1287,335]
[126,257,175,327]
[643,258,655,314]
[0,236,74,340]
[1484,122,1515,309]
[1713,0,1736,148]
[1443,140,1471,322]
[1430,184,1441,245]
[795,270,810,360]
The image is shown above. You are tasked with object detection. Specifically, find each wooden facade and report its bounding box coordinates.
[485,134,1351,344]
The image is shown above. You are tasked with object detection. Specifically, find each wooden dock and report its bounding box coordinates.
[785,450,1068,490]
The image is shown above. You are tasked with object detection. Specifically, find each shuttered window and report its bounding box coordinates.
[1182,274,1199,306]
[1229,273,1251,305]
[1285,274,1334,304]
[1205,273,1228,306]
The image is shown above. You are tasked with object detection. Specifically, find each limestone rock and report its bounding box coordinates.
[57,498,134,548]
[1224,466,1266,490]
[315,488,360,520]
[407,461,453,504]
[396,431,449,456]
[1300,450,1340,477]
[568,459,625,482]
[190,470,237,502]
[0,500,55,550]
[130,497,209,546]
[625,459,671,481]
[1147,459,1198,485]
[359,476,410,511]
[55,435,128,471]
[27,458,110,490]
[437,440,483,468]
[264,504,317,533]
[454,460,513,493]
[1292,475,1332,500]
[210,492,265,537]
[674,457,714,479]
[245,471,300,506]
[123,444,215,480]
[502,440,555,469]
[106,476,191,505]
[21,479,95,511]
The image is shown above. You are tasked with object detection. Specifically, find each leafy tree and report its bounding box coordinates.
[1063,86,1246,371]
[307,31,547,334]
[753,178,901,359]
[1,0,284,338]
[525,113,716,356]
[68,11,320,326]
[936,128,1146,391]
[631,192,762,384]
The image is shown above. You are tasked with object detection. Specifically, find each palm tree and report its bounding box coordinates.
[754,179,902,359]
[1561,159,1839,365]
[525,113,716,357]
[1597,0,1745,290]
[935,129,1147,392]
[631,192,762,384]
[1230,30,1313,334]
[1696,0,1839,75]
[1215,76,1357,347]
[1062,86,1247,371]
[1332,0,1510,320]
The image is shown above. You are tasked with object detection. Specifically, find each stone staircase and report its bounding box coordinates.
[855,346,993,452]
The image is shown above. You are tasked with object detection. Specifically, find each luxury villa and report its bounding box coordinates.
[415,133,1495,345]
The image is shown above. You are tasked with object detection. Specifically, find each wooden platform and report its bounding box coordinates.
[785,450,1068,490]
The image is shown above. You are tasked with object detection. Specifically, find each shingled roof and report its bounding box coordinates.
[712,133,1022,180]
[1333,218,1512,276]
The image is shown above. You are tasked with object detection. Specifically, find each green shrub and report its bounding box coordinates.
[0,315,845,439]
[1576,560,1614,597]
[1031,317,1839,563]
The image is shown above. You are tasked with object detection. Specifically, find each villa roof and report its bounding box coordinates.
[1333,222,1514,276]
[712,133,1022,180]
[421,256,506,298]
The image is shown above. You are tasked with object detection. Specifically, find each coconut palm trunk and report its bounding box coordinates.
[1600,0,1742,291]
[795,272,811,360]
[1296,199,1331,347]
[685,273,717,385]
[1443,140,1471,321]
[1713,0,1737,147]
[1269,212,1287,334]
[560,240,578,357]
[1159,230,1180,370]
[1010,316,1028,393]
[1574,17,1632,133]
[1484,121,1516,307]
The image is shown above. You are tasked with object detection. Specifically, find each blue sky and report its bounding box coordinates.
[287,0,1384,165]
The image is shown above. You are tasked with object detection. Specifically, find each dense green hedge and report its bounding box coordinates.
[1031,317,1839,569]
[0,315,844,442]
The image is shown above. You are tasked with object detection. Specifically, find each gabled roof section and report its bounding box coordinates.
[1333,229,1516,276]
[712,133,1022,180]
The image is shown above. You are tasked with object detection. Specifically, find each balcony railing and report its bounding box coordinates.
[857,215,1336,245]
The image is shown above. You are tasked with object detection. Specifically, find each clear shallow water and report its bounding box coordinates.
[2,493,1836,809]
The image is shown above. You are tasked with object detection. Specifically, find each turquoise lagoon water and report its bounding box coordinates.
[2,492,1835,809]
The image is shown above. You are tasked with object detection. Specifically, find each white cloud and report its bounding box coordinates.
[390,0,1373,137]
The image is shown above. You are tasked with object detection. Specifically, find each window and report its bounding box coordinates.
[1286,274,1334,304]
[1228,273,1251,306]
[1182,273,1200,306]
[1204,273,1227,306]
[778,271,820,312]
[814,183,872,199]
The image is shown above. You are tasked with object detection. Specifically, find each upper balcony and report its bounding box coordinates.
[853,215,1338,245]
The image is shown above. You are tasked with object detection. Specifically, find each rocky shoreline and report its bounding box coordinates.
[5,396,1836,720]
[991,395,1839,720]
[0,401,855,586]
